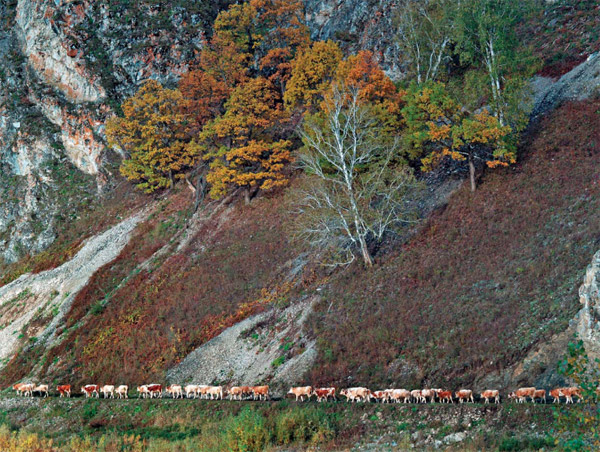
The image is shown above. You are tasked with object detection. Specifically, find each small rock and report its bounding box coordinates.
[444,432,466,444]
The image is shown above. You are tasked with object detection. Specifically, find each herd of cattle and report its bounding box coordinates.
[10,382,583,404]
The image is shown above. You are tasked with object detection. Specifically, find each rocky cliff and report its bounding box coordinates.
[0,0,231,263]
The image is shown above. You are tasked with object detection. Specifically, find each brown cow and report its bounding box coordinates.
[371,390,389,403]
[12,383,26,396]
[437,390,453,403]
[561,387,581,404]
[313,387,336,402]
[57,385,71,398]
[147,384,163,398]
[251,386,269,401]
[288,386,313,402]
[455,389,474,403]
[533,389,546,404]
[82,385,100,398]
[480,389,500,404]
[549,388,562,403]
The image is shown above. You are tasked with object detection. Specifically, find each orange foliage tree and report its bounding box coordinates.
[178,70,230,135]
[200,77,292,202]
[252,0,310,94]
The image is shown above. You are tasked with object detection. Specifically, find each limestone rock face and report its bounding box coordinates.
[15,0,106,104]
[304,0,403,79]
[0,0,228,262]
[577,250,600,360]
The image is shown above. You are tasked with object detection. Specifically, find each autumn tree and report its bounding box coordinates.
[252,0,311,95]
[199,2,257,88]
[106,80,198,193]
[178,69,230,135]
[284,40,343,111]
[200,77,292,203]
[403,81,513,191]
[334,50,406,128]
[296,87,420,266]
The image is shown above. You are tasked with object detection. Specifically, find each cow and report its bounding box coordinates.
[115,385,129,399]
[82,385,100,398]
[561,387,581,404]
[508,387,536,403]
[20,383,35,397]
[206,386,224,400]
[436,390,453,403]
[33,384,49,398]
[288,386,313,402]
[533,389,546,404]
[340,387,371,402]
[137,385,150,398]
[411,389,424,403]
[455,389,474,403]
[197,385,211,399]
[101,385,115,399]
[12,383,26,396]
[251,385,269,401]
[371,390,389,403]
[421,389,436,403]
[147,384,163,398]
[166,385,183,399]
[480,389,500,404]
[57,385,71,398]
[313,387,336,402]
[184,385,199,399]
[387,389,411,403]
[228,386,245,401]
[549,388,562,403]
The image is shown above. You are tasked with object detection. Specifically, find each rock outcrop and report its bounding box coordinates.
[576,249,600,360]
[167,297,318,395]
[532,52,600,117]
[304,0,403,79]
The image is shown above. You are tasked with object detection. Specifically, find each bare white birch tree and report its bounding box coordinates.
[296,87,421,267]
[395,0,455,84]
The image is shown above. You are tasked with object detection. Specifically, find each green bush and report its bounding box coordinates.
[222,407,270,452]
[274,407,336,446]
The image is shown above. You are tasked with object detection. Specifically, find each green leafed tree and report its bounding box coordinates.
[453,0,539,129]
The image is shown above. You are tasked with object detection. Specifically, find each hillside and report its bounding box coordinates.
[0,0,600,449]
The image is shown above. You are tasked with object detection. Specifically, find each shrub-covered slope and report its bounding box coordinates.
[307,99,600,389]
[0,100,598,392]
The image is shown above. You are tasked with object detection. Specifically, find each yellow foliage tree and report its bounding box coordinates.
[284,40,343,110]
[106,80,198,193]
